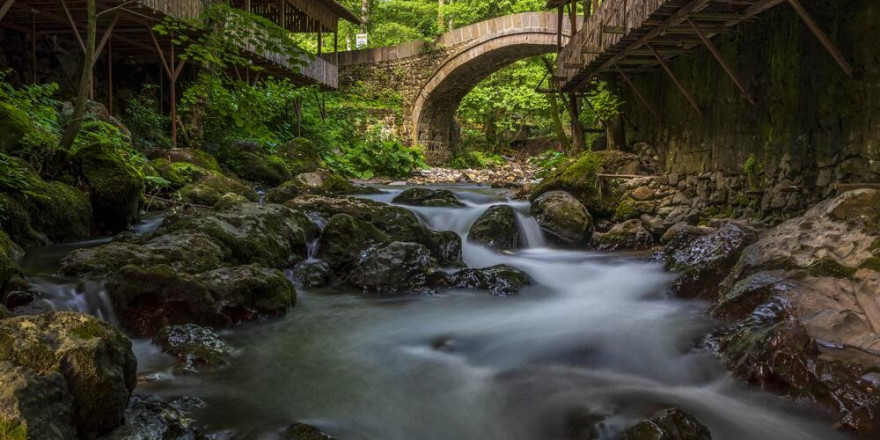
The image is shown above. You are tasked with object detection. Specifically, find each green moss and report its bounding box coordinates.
[533,151,613,215]
[227,151,291,186]
[0,419,27,440]
[73,140,145,233]
[861,257,880,272]
[0,229,23,292]
[178,172,258,206]
[807,258,858,279]
[277,138,324,175]
[0,102,35,155]
[70,320,108,340]
[615,199,636,220]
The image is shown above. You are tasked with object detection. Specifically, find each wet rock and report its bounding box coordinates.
[154,324,232,374]
[178,172,259,206]
[392,188,464,207]
[166,203,319,269]
[99,394,207,440]
[0,362,76,440]
[530,191,593,246]
[0,312,137,437]
[349,242,433,295]
[290,260,332,288]
[469,205,521,251]
[663,223,757,299]
[266,172,373,203]
[3,290,34,310]
[213,192,249,210]
[276,138,325,175]
[591,219,654,251]
[0,231,23,293]
[532,151,639,217]
[442,265,533,296]
[73,139,145,233]
[429,230,463,266]
[619,408,712,440]
[282,423,339,440]
[61,231,226,278]
[0,304,9,319]
[710,190,880,436]
[318,214,389,273]
[106,264,295,336]
[148,148,221,172]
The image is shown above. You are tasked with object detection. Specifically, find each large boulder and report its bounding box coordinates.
[177,171,259,206]
[392,188,464,207]
[317,214,388,273]
[709,190,880,436]
[530,191,593,246]
[282,423,340,440]
[469,205,521,251]
[532,150,638,217]
[0,102,35,155]
[663,223,757,299]
[289,260,332,288]
[619,408,712,440]
[591,219,654,251]
[148,148,221,173]
[228,151,292,186]
[441,265,533,296]
[72,141,145,233]
[276,138,325,175]
[266,172,373,204]
[99,394,207,440]
[106,264,296,337]
[61,231,226,278]
[349,242,434,295]
[0,312,137,438]
[166,203,319,269]
[429,230,463,266]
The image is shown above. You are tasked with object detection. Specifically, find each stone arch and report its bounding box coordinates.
[412,32,563,163]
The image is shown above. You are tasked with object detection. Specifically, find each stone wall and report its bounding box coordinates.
[619,0,880,209]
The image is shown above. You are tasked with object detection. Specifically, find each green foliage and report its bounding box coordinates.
[0,153,35,196]
[325,129,427,179]
[121,86,171,151]
[529,149,568,177]
[0,70,61,165]
[154,3,306,71]
[585,80,623,122]
[449,151,506,170]
[743,153,757,174]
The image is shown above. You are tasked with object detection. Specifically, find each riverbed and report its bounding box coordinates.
[21,186,850,440]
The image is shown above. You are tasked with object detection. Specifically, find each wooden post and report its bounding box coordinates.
[279,0,286,30]
[334,31,339,65]
[614,64,660,122]
[647,43,703,116]
[317,27,322,56]
[557,6,564,50]
[31,9,36,83]
[0,0,16,22]
[107,36,112,115]
[150,29,185,148]
[569,0,577,34]
[686,17,755,105]
[787,0,854,78]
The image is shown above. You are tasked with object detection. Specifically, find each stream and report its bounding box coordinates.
[19,186,849,440]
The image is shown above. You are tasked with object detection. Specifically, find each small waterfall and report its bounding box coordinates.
[515,212,546,248]
[25,277,120,326]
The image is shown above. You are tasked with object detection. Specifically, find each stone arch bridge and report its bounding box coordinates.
[329,12,575,164]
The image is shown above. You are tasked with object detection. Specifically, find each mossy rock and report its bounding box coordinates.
[619,408,712,440]
[150,148,221,173]
[73,140,145,233]
[349,241,434,295]
[198,264,297,317]
[178,172,258,206]
[266,172,375,203]
[444,264,533,296]
[153,324,232,374]
[23,181,92,241]
[318,213,389,272]
[468,205,521,251]
[0,231,23,293]
[532,151,631,217]
[0,194,45,246]
[0,102,36,156]
[151,159,212,189]
[530,190,593,246]
[392,188,464,207]
[0,364,76,440]
[228,151,291,186]
[276,138,325,175]
[0,312,137,437]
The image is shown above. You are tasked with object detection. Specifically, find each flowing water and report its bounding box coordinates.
[20,187,849,440]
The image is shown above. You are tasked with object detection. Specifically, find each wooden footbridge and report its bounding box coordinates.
[550,0,854,114]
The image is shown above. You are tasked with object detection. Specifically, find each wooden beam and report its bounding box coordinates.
[647,42,703,116]
[786,0,854,78]
[574,0,712,91]
[0,0,16,22]
[557,5,564,50]
[614,63,660,122]
[58,0,85,52]
[686,17,755,105]
[92,13,118,64]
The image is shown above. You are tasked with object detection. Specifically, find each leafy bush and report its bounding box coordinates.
[325,137,427,180]
[448,150,506,169]
[0,70,61,166]
[122,86,172,151]
[529,149,568,178]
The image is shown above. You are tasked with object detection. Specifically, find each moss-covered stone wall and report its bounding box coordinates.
[622,0,879,182]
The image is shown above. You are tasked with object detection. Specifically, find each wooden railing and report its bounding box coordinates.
[558,0,667,80]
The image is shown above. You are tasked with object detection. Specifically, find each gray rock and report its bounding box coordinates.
[469,205,521,251]
[530,191,593,246]
[349,242,434,295]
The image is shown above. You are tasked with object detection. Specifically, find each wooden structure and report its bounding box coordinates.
[0,0,359,145]
[552,0,855,114]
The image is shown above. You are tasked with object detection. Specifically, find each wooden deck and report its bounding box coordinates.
[556,0,789,93]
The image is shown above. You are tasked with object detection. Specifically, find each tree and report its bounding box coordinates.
[58,0,96,151]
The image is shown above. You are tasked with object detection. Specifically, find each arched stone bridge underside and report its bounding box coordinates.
[332,12,574,163]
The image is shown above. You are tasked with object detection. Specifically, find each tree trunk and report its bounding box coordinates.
[604,75,627,151]
[546,93,569,151]
[566,94,587,152]
[360,0,369,33]
[438,0,444,32]
[59,0,96,151]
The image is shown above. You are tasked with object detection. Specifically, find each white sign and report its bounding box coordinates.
[356,33,368,49]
